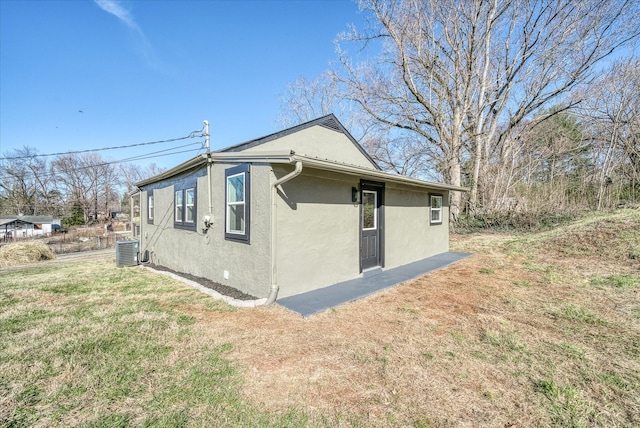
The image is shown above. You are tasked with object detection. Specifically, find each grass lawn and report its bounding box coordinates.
[1,209,639,427]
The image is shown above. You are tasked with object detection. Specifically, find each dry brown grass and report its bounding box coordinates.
[2,209,638,427]
[165,211,640,426]
[173,257,538,426]
[0,241,55,268]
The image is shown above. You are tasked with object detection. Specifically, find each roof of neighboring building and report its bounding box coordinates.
[0,215,56,224]
[0,218,34,227]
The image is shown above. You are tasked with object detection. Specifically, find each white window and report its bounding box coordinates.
[175,190,183,222]
[147,193,154,223]
[185,188,195,223]
[226,173,245,234]
[430,195,443,224]
[174,186,197,230]
[225,164,250,242]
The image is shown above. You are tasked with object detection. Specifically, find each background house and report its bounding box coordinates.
[134,115,466,301]
[0,215,60,241]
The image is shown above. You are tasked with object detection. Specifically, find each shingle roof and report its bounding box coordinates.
[0,215,55,223]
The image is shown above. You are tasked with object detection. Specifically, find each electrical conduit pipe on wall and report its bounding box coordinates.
[266,161,303,305]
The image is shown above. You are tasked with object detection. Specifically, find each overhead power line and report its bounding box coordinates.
[0,142,205,182]
[0,128,205,161]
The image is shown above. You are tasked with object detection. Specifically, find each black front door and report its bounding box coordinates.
[360,183,383,271]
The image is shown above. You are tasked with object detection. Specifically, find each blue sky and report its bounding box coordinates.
[0,0,364,169]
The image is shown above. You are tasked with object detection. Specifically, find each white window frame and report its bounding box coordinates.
[185,188,195,223]
[226,172,245,235]
[225,164,250,243]
[430,194,443,225]
[147,193,154,223]
[175,190,183,222]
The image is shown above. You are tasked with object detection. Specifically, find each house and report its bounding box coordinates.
[133,115,466,303]
[0,215,61,240]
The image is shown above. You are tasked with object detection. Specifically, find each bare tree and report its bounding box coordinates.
[279,72,345,128]
[119,162,166,194]
[578,57,640,208]
[277,71,380,145]
[0,147,170,220]
[492,110,593,212]
[53,153,119,223]
[0,146,56,215]
[335,0,639,218]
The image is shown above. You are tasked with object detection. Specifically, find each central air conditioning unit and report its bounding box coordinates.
[116,240,139,267]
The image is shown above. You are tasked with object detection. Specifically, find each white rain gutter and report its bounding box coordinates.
[292,155,469,193]
[265,160,303,305]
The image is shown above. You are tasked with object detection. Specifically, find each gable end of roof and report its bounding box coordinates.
[318,116,343,132]
[217,114,381,170]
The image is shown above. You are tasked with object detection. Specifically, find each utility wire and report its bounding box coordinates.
[0,128,205,161]
[0,142,205,181]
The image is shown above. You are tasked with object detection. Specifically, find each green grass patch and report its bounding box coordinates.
[523,261,556,273]
[480,329,526,353]
[590,273,640,288]
[547,304,607,326]
[534,379,588,427]
[547,341,585,360]
[422,351,434,360]
[512,280,531,287]
[0,261,308,427]
[598,371,634,391]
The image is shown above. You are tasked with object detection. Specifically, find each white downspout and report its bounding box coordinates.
[265,160,303,305]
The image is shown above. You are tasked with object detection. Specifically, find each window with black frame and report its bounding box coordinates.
[174,186,196,230]
[225,164,250,242]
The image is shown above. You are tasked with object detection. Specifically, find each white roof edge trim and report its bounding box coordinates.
[211,150,295,158]
[135,151,468,193]
[208,150,296,164]
[135,154,208,187]
[292,155,468,192]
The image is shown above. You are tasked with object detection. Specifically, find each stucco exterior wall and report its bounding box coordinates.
[139,163,272,299]
[273,166,362,298]
[384,185,450,268]
[273,166,451,298]
[242,126,377,169]
[137,160,453,300]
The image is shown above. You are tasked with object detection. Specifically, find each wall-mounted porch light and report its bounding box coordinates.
[352,186,360,203]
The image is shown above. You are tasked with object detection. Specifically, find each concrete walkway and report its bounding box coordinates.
[277,252,472,317]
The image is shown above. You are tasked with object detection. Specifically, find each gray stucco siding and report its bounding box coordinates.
[384,185,450,268]
[242,126,377,169]
[273,167,451,298]
[139,163,272,299]
[274,166,361,298]
[207,162,272,298]
[137,159,453,300]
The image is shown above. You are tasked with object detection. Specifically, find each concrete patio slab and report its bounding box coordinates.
[277,251,472,317]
